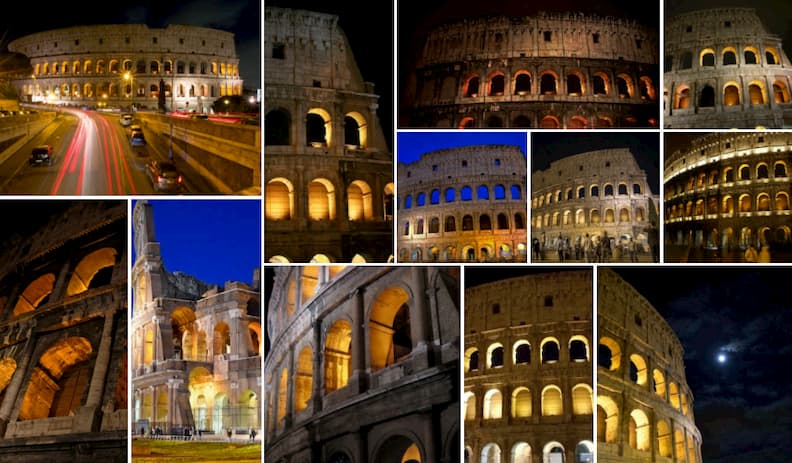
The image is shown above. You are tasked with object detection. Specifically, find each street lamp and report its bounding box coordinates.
[124,72,134,110]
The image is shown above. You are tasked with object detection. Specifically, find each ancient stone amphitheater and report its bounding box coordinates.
[531,148,660,258]
[401,12,659,129]
[597,268,701,463]
[8,24,243,113]
[664,131,792,261]
[664,7,792,128]
[463,269,594,463]
[264,265,460,463]
[264,7,394,263]
[397,144,528,262]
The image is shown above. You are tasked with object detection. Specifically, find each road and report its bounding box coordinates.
[0,108,167,195]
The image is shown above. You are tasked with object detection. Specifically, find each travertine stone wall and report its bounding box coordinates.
[8,24,242,112]
[664,8,792,128]
[403,12,659,128]
[264,265,460,463]
[532,148,660,253]
[397,144,527,262]
[597,268,701,463]
[264,7,393,263]
[464,270,594,463]
[664,131,792,251]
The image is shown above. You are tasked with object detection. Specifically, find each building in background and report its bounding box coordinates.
[130,200,261,439]
[597,268,701,463]
[463,268,594,463]
[8,24,242,113]
[264,265,460,463]
[0,200,127,463]
[264,7,394,263]
[664,7,792,128]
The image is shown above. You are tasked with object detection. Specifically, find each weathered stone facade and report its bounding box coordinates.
[531,149,660,257]
[0,200,127,463]
[664,131,792,260]
[130,200,261,438]
[664,8,792,128]
[264,7,393,263]
[402,12,659,128]
[398,145,528,262]
[264,265,460,463]
[8,24,242,113]
[464,269,593,463]
[597,268,701,463]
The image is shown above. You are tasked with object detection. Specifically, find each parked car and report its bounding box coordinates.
[146,160,184,193]
[29,145,53,166]
[130,131,146,146]
[120,113,133,126]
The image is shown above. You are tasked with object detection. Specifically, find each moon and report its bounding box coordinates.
[717,353,727,363]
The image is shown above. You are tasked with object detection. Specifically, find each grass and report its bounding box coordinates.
[132,439,262,462]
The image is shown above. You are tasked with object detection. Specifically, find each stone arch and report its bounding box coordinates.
[511,442,531,463]
[569,335,589,362]
[629,353,648,385]
[0,358,16,405]
[265,108,290,145]
[483,388,503,419]
[700,48,715,66]
[743,46,759,64]
[540,115,560,128]
[514,71,532,94]
[628,409,650,451]
[294,345,313,412]
[540,337,560,363]
[598,336,621,370]
[19,336,93,420]
[597,394,619,443]
[13,273,56,316]
[172,306,197,360]
[66,247,117,296]
[542,441,565,463]
[306,107,332,147]
[674,85,691,109]
[541,385,563,416]
[748,81,766,104]
[344,111,368,148]
[213,321,230,356]
[308,178,336,220]
[566,70,585,95]
[266,177,294,220]
[723,82,740,106]
[513,340,531,365]
[488,71,506,96]
[511,387,532,418]
[347,180,374,221]
[463,390,476,420]
[539,70,558,95]
[773,80,790,103]
[324,318,352,393]
[616,73,633,98]
[481,443,502,463]
[369,286,412,371]
[487,342,505,368]
[657,419,672,457]
[653,369,666,397]
[592,72,609,95]
[464,74,480,97]
[464,347,479,372]
[571,383,593,415]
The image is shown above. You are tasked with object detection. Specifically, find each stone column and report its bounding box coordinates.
[0,327,36,435]
[285,349,294,427]
[84,310,116,408]
[410,267,432,370]
[348,287,368,393]
[311,319,323,412]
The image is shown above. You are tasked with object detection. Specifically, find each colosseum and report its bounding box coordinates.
[7,24,243,113]
[400,11,659,129]
[664,7,792,128]
[263,265,460,463]
[463,268,593,463]
[264,7,394,264]
[531,148,660,262]
[130,200,262,439]
[0,200,127,463]
[597,268,701,463]
[397,144,528,263]
[664,131,792,262]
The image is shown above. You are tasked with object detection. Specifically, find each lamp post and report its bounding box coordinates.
[124,71,134,110]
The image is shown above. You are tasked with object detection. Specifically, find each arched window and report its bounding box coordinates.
[489,74,505,96]
[511,388,532,418]
[514,73,532,94]
[445,215,456,232]
[723,50,737,65]
[465,76,480,97]
[680,52,693,69]
[483,389,503,419]
[567,73,583,95]
[513,341,531,364]
[572,384,593,415]
[724,84,740,106]
[541,338,560,363]
[265,109,290,145]
[701,51,715,67]
[430,189,440,204]
[540,73,557,94]
[629,409,651,451]
[744,49,758,64]
[477,185,490,200]
[629,353,648,385]
[569,336,589,362]
[699,85,715,107]
[541,386,563,416]
[598,337,621,370]
[445,188,456,202]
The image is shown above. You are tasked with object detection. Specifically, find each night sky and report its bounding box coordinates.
[465,265,591,289]
[131,199,261,288]
[264,0,394,150]
[0,0,261,90]
[531,132,661,194]
[397,131,528,165]
[608,266,792,463]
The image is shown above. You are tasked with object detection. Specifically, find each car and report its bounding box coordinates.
[146,160,184,193]
[29,145,53,166]
[130,132,146,146]
[120,113,133,126]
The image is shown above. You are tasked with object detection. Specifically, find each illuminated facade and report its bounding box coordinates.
[463,269,594,463]
[664,8,792,128]
[8,24,242,112]
[597,268,701,463]
[401,12,659,128]
[0,201,127,462]
[130,200,261,437]
[664,131,792,259]
[264,265,460,463]
[531,149,660,256]
[397,145,528,262]
[264,7,393,263]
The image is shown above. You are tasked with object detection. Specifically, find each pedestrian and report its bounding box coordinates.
[249,427,257,442]
[583,233,593,263]
[532,237,541,260]
[744,244,759,262]
[227,428,233,442]
[556,234,565,262]
[629,237,638,262]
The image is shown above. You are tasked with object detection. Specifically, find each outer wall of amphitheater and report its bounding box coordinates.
[464,269,594,463]
[597,268,701,463]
